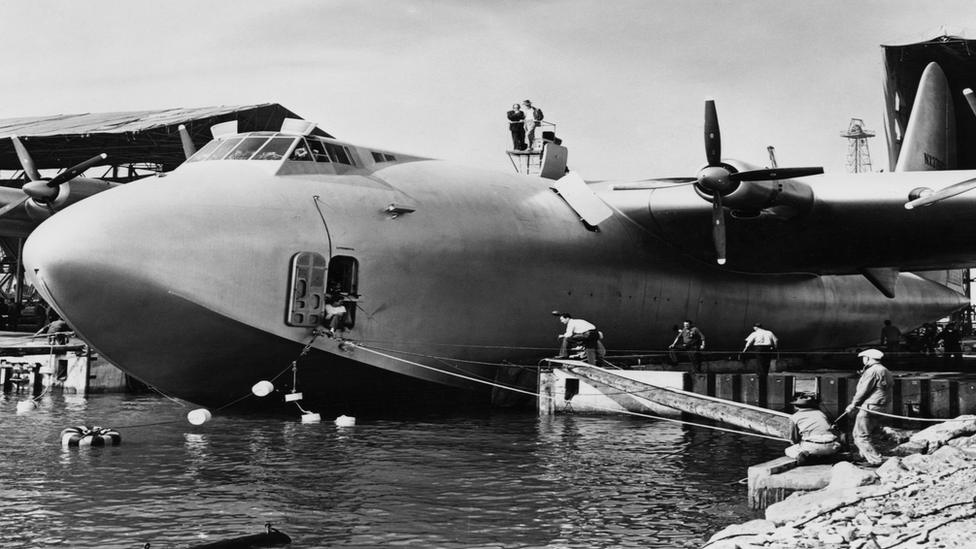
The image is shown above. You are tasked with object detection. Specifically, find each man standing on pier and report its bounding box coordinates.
[845,348,893,466]
[741,322,778,377]
[669,320,705,373]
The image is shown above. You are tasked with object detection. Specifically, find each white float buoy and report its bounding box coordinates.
[251,380,274,397]
[334,415,356,427]
[187,408,212,425]
[15,400,36,414]
[300,412,321,424]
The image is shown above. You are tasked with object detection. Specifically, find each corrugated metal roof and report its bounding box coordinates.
[0,103,326,171]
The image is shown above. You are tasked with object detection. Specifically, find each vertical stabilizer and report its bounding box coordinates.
[895,62,956,172]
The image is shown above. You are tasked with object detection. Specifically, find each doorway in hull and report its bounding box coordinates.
[327,255,359,327]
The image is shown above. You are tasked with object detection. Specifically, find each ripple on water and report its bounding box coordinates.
[0,394,780,548]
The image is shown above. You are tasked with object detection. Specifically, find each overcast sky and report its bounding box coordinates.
[0,0,972,179]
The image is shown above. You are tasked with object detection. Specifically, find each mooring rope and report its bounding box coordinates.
[354,343,789,442]
[853,405,972,423]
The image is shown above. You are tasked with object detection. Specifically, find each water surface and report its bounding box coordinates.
[0,394,780,548]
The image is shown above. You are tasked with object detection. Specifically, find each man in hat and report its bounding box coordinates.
[785,392,841,464]
[522,100,542,149]
[553,311,601,364]
[844,348,893,466]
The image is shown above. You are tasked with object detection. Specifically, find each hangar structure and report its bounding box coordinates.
[0,103,311,328]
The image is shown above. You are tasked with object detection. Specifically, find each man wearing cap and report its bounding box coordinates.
[785,392,841,464]
[845,348,894,466]
[554,311,601,364]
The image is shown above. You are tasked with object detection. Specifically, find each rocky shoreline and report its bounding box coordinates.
[704,416,976,548]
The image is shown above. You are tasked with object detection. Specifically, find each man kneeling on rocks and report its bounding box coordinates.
[785,392,842,464]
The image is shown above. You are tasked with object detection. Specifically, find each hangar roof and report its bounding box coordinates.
[0,103,329,172]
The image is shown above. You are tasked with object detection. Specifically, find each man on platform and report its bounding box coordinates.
[844,348,893,466]
[553,311,602,365]
[742,322,778,377]
[669,320,705,373]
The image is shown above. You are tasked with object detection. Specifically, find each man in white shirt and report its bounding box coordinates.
[742,322,779,376]
[324,296,348,336]
[554,311,600,364]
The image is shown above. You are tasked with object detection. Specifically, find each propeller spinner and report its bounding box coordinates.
[6,136,107,220]
[694,100,823,265]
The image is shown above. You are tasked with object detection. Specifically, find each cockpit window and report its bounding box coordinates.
[307,139,331,163]
[324,142,353,165]
[209,137,243,160]
[185,139,224,163]
[289,139,313,161]
[225,137,270,160]
[252,137,295,160]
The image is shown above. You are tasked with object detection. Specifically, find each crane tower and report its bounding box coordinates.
[841,118,875,173]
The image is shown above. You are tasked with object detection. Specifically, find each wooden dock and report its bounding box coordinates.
[539,359,976,420]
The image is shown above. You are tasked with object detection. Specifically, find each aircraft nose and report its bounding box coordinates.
[24,180,177,337]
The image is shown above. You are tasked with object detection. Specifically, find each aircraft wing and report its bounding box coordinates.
[599,169,976,278]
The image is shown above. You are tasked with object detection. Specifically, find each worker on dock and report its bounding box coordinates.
[669,320,705,373]
[880,319,901,353]
[553,311,601,365]
[845,348,893,466]
[784,392,841,464]
[741,322,778,376]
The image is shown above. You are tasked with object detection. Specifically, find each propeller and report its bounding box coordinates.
[178,124,197,159]
[5,136,107,219]
[694,100,824,264]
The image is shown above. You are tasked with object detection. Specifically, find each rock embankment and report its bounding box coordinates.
[705,416,976,549]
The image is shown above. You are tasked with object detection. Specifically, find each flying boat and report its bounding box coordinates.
[16,53,976,414]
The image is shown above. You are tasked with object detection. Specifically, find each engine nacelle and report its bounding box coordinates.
[693,159,814,220]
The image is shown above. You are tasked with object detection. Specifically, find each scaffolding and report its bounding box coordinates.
[506,121,557,176]
[841,118,876,173]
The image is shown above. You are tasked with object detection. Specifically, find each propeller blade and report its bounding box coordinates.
[0,196,29,219]
[964,88,976,118]
[178,124,197,159]
[46,153,108,188]
[905,176,976,210]
[712,194,726,265]
[704,99,721,166]
[10,136,41,181]
[610,178,697,191]
[730,167,824,182]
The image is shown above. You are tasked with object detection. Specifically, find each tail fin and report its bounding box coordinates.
[895,61,956,172]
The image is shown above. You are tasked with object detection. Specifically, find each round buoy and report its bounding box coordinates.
[334,415,356,427]
[60,425,121,448]
[251,380,274,397]
[187,408,212,425]
[15,400,36,414]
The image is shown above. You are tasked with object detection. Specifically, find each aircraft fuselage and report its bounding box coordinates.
[22,143,967,411]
